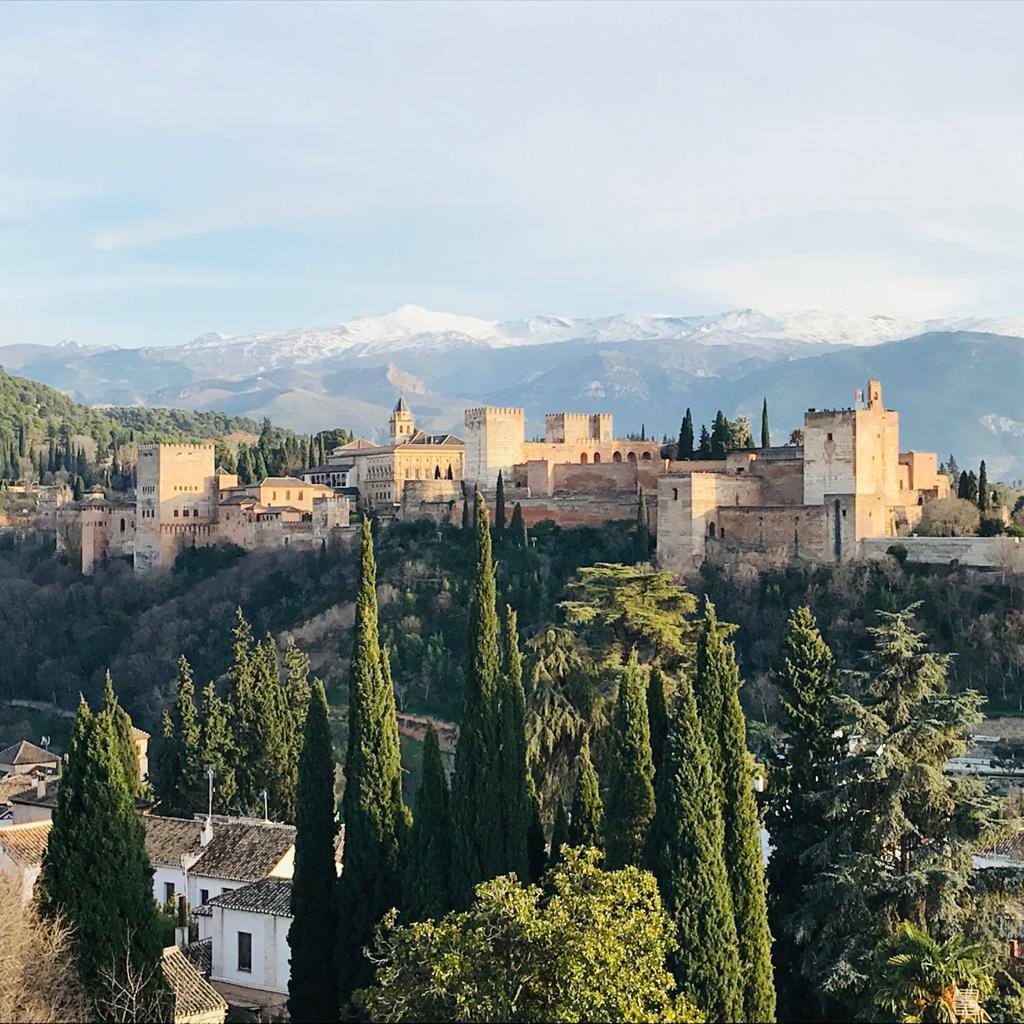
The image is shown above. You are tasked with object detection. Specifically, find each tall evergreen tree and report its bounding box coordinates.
[677,408,694,460]
[337,517,408,1004]
[766,606,843,1022]
[461,485,471,530]
[966,469,979,502]
[510,501,527,547]
[646,665,669,782]
[38,698,164,1013]
[495,470,506,531]
[403,724,452,921]
[283,635,313,813]
[252,634,292,821]
[101,671,140,798]
[288,681,339,1024]
[155,657,203,816]
[698,424,712,458]
[568,733,603,851]
[497,607,532,881]
[548,799,570,868]
[199,681,237,813]
[957,469,970,499]
[635,488,650,562]
[761,397,771,448]
[978,460,990,512]
[646,678,742,1023]
[603,651,656,869]
[451,492,504,903]
[711,410,729,459]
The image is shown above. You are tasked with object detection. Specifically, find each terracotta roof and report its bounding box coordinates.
[977,832,1024,867]
[183,938,212,978]
[206,877,293,917]
[0,740,58,766]
[0,774,36,806]
[162,946,227,1022]
[144,816,206,868]
[132,727,150,741]
[0,821,52,866]
[258,476,308,487]
[335,438,379,452]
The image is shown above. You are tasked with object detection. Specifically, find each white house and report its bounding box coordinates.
[196,878,293,1014]
[144,814,296,910]
[0,739,60,776]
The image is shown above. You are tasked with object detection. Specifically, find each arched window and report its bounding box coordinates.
[613,451,622,463]
[120,518,126,533]
[627,451,637,464]
[580,453,588,464]
[593,452,601,463]
[641,452,652,461]
[672,487,678,500]
[708,522,716,537]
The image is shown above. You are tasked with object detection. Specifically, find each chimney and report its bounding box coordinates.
[35,777,46,799]
[200,819,214,848]
[174,894,189,949]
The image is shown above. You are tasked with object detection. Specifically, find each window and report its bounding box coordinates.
[672,487,678,500]
[237,931,252,973]
[827,432,833,441]
[173,509,179,518]
[200,889,209,905]
[164,882,175,905]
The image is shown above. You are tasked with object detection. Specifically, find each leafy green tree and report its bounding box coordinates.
[288,681,339,1024]
[101,671,140,798]
[337,517,409,1005]
[357,848,702,1023]
[604,651,656,869]
[403,724,452,921]
[495,470,506,531]
[677,409,694,460]
[199,681,237,813]
[452,493,505,903]
[154,657,203,816]
[549,799,570,868]
[646,678,741,1023]
[797,609,1005,1018]
[766,606,843,1021]
[568,733,603,851]
[978,460,990,512]
[38,697,164,1015]
[761,397,771,449]
[873,923,994,1024]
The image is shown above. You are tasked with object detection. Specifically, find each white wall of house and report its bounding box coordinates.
[10,803,52,824]
[209,906,291,996]
[150,868,245,910]
[0,848,39,902]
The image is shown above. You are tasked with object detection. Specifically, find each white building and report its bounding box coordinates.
[0,739,60,776]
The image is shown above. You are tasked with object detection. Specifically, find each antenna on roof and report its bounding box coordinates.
[41,735,50,751]
[260,787,269,822]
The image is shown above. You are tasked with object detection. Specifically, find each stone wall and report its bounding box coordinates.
[860,535,1024,571]
[463,407,525,489]
[711,504,830,563]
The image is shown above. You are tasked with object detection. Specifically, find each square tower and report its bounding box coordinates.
[463,407,525,489]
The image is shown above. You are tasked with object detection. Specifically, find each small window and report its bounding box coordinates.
[200,889,209,905]
[183,509,189,517]
[827,432,833,441]
[237,931,252,973]
[298,491,303,500]
[173,509,179,518]
[164,882,175,905]
[672,487,678,501]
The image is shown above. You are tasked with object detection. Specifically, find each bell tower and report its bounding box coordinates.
[390,395,415,444]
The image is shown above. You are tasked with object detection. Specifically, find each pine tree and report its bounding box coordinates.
[154,657,203,816]
[978,460,990,512]
[288,681,339,1024]
[568,733,603,851]
[199,681,237,813]
[337,517,408,1004]
[698,424,712,458]
[677,409,694,460]
[548,799,570,867]
[101,671,140,798]
[696,600,776,1021]
[38,697,164,1012]
[635,488,650,562]
[766,606,842,1022]
[603,651,656,869]
[646,665,669,783]
[495,470,506,531]
[646,678,742,1023]
[497,607,532,881]
[452,492,504,904]
[403,724,452,921]
[761,397,771,448]
[711,410,729,459]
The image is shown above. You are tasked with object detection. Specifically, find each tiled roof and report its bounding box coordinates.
[10,780,59,808]
[206,877,293,917]
[0,774,36,806]
[161,946,227,1021]
[0,821,52,866]
[977,832,1024,866]
[144,816,206,868]
[401,430,463,447]
[258,476,308,487]
[183,938,212,979]
[303,463,352,475]
[0,740,58,765]
[335,438,380,451]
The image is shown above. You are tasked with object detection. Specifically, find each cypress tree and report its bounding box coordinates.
[978,460,990,512]
[510,501,528,547]
[603,650,656,868]
[38,697,164,1012]
[283,635,313,815]
[495,469,506,531]
[101,671,140,798]
[251,635,292,821]
[766,606,842,1022]
[461,485,471,530]
[698,424,712,457]
[288,681,339,1024]
[966,469,979,502]
[635,488,650,562]
[711,410,729,459]
[337,517,408,1004]
[548,799,570,868]
[761,397,771,448]
[568,733,603,851]
[677,408,694,460]
[199,681,237,813]
[155,657,203,816]
[451,492,504,903]
[698,600,776,1021]
[497,606,531,881]
[646,665,669,783]
[646,678,742,1023]
[403,724,452,921]
[526,793,547,882]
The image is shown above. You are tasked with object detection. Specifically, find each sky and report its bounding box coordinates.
[2,0,1024,347]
